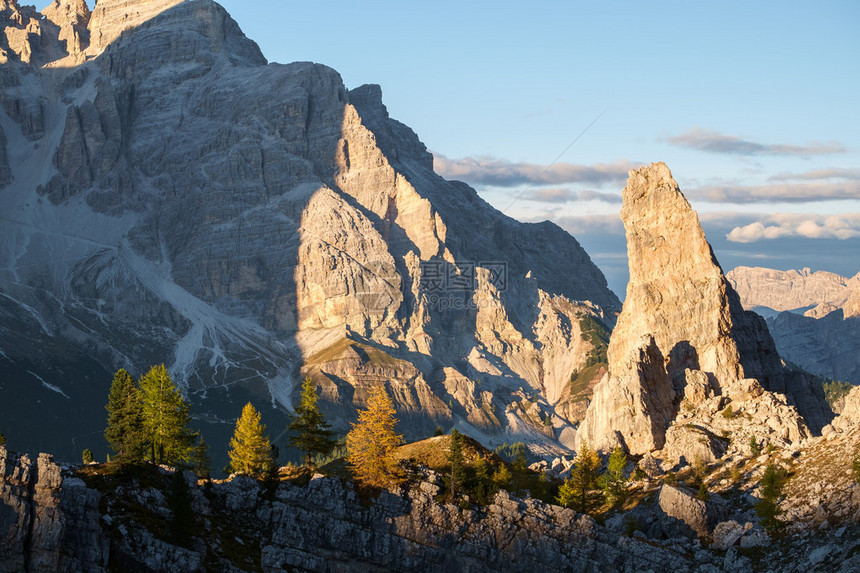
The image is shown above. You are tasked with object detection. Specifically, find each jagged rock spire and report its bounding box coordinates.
[576,163,832,459]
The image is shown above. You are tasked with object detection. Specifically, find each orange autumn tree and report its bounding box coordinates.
[346,383,405,488]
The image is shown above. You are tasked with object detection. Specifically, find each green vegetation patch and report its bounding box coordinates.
[578,314,610,367]
[569,362,606,402]
[822,379,854,409]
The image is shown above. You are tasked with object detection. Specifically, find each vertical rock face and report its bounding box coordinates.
[0,448,64,573]
[0,0,619,460]
[577,163,832,458]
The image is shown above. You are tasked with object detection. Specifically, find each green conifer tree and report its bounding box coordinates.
[556,477,577,509]
[105,369,147,463]
[82,448,94,464]
[570,442,602,514]
[193,437,211,480]
[139,365,196,465]
[599,446,629,506]
[228,402,274,477]
[287,377,337,466]
[492,465,512,489]
[447,429,467,498]
[755,461,787,530]
[0,432,6,446]
[166,470,195,548]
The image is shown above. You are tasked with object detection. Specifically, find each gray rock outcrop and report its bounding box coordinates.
[576,163,832,459]
[657,484,728,538]
[0,447,706,572]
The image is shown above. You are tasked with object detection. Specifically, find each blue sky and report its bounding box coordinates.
[178,1,860,295]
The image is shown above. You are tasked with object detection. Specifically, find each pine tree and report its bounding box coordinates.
[0,432,6,446]
[139,365,196,465]
[447,429,467,498]
[556,477,577,509]
[755,461,787,530]
[492,465,512,489]
[599,446,628,506]
[345,383,405,488]
[166,470,195,548]
[287,377,337,466]
[192,437,211,480]
[105,369,147,463]
[82,449,94,464]
[228,402,274,477]
[570,442,602,514]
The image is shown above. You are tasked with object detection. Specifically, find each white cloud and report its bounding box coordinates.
[768,168,860,181]
[726,213,860,243]
[523,187,622,204]
[666,128,846,157]
[689,180,860,203]
[552,214,624,235]
[433,154,636,187]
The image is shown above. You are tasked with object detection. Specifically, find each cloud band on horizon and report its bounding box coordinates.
[433,153,636,187]
[666,128,846,157]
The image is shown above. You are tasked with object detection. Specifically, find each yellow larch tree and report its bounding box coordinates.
[346,383,405,488]
[228,402,274,477]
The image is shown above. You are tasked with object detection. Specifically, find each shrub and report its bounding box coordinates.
[853,446,860,483]
[730,465,743,485]
[82,449,94,464]
[624,515,641,537]
[749,436,762,457]
[721,405,736,419]
[690,455,708,486]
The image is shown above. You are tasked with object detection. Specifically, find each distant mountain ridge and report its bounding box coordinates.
[727,265,860,385]
[727,266,860,316]
[0,0,619,463]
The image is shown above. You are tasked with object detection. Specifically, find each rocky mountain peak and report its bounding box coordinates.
[577,163,832,460]
[41,0,91,28]
[0,0,619,460]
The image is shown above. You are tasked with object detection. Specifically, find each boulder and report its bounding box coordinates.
[657,484,728,538]
[711,520,744,550]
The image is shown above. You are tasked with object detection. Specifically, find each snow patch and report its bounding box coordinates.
[27,369,70,398]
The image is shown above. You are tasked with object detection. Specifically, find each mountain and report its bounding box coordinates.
[726,266,860,385]
[576,163,832,463]
[0,0,620,463]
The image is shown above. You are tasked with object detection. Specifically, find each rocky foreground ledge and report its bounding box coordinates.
[2,445,859,573]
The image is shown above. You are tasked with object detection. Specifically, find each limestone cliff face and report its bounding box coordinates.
[0,0,618,459]
[577,163,832,459]
[727,265,860,385]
